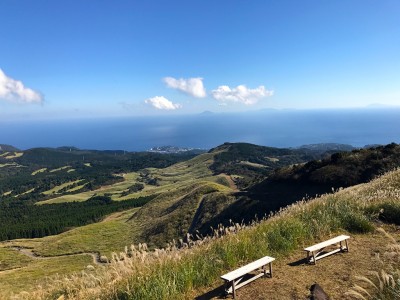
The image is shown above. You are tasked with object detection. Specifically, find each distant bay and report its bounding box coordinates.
[1,108,400,151]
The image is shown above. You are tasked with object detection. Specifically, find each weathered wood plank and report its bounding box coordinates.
[304,235,350,252]
[221,255,275,298]
[304,235,350,264]
[221,256,275,281]
[309,248,342,263]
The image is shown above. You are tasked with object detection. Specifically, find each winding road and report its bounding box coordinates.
[9,246,107,265]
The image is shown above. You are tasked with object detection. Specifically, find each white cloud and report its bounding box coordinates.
[0,69,43,104]
[211,84,273,105]
[145,96,182,110]
[163,77,206,98]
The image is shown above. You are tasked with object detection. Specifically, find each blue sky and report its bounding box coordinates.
[1,0,399,120]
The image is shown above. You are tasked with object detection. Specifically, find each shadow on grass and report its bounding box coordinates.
[195,284,226,300]
[288,257,309,266]
[195,273,268,299]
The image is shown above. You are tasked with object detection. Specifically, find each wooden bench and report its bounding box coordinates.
[221,256,275,299]
[304,235,350,264]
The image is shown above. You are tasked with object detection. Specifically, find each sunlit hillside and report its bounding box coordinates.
[1,166,400,299]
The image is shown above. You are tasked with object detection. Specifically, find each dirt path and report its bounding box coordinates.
[221,173,238,191]
[193,228,399,300]
[9,246,105,266]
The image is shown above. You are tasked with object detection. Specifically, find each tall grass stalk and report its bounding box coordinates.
[347,228,400,300]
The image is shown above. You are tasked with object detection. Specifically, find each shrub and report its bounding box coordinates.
[372,202,400,225]
[265,218,306,255]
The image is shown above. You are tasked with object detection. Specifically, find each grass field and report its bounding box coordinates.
[0,207,139,296]
[0,162,23,168]
[0,247,33,271]
[49,165,72,173]
[3,152,24,159]
[15,188,36,197]
[7,207,138,257]
[42,179,85,195]
[31,168,47,175]
[39,152,219,205]
[0,254,93,297]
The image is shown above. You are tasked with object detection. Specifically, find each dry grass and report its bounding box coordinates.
[31,168,47,175]
[201,228,400,300]
[42,180,85,195]
[346,228,400,300]
[4,152,24,159]
[49,166,72,173]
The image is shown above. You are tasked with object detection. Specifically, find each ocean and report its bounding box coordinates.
[2,108,400,151]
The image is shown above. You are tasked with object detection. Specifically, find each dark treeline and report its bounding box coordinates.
[0,195,154,241]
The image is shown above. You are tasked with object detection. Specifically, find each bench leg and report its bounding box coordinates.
[345,239,349,252]
[306,250,317,264]
[269,262,273,278]
[262,263,273,278]
[232,280,236,299]
[224,280,229,296]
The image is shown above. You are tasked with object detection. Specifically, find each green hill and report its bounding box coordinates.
[4,165,400,299]
[209,142,322,189]
[211,143,400,229]
[0,144,20,152]
[2,142,398,245]
[1,142,400,298]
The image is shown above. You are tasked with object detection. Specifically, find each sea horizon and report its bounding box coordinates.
[2,107,400,151]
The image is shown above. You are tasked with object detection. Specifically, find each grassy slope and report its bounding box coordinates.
[5,145,399,298]
[0,247,33,271]
[193,229,399,299]
[0,208,137,296]
[0,255,92,297]
[125,151,237,247]
[37,151,236,248]
[4,207,138,257]
[42,179,85,195]
[15,168,400,300]
[0,151,236,295]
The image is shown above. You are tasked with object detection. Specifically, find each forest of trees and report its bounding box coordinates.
[0,195,154,241]
[0,147,199,241]
[0,148,199,201]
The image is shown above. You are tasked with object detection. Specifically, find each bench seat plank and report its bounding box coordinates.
[221,256,275,298]
[304,235,350,252]
[221,256,275,281]
[304,235,350,264]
